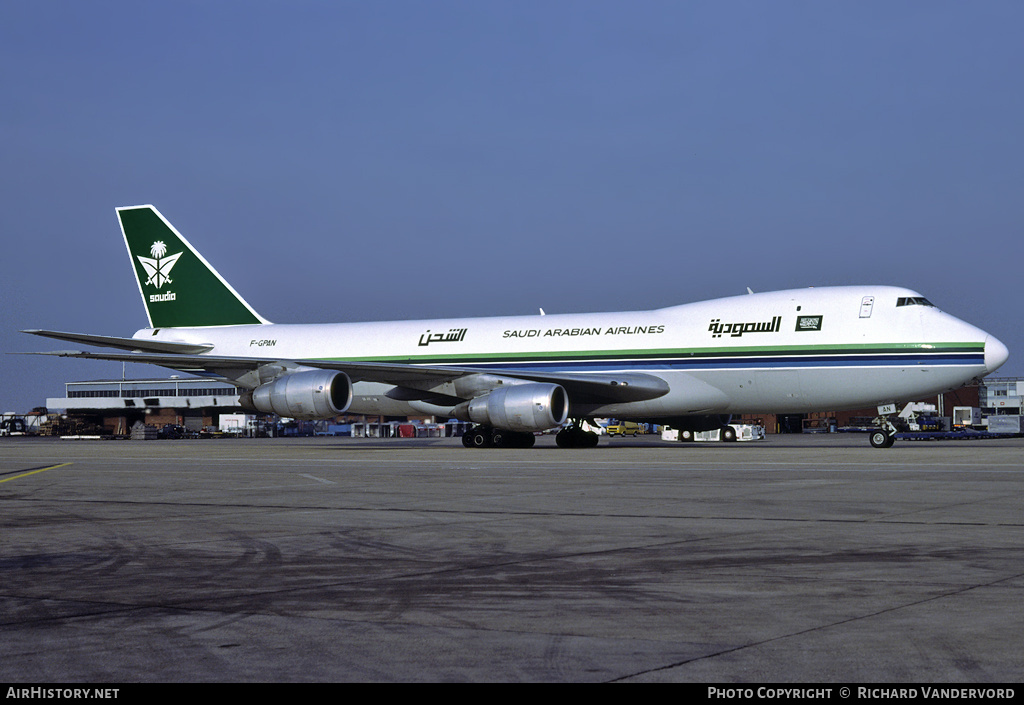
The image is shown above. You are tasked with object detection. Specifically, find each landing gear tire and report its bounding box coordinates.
[464,426,536,449]
[556,426,599,448]
[464,427,491,448]
[869,429,896,449]
[515,432,536,448]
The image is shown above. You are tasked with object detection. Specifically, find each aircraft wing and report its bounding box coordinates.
[24,348,670,404]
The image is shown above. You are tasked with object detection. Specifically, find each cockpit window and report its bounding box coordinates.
[896,297,935,307]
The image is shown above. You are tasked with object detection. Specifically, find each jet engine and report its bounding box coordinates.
[239,369,352,419]
[465,383,569,432]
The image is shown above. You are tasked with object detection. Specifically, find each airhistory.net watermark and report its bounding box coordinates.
[6,689,119,700]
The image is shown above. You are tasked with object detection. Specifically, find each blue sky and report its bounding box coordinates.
[2,1,1022,412]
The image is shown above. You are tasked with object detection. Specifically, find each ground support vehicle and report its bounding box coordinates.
[605,421,642,436]
[662,423,765,443]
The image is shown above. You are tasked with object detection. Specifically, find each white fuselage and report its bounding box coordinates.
[137,286,1006,421]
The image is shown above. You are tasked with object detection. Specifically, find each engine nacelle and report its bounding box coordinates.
[240,369,352,419]
[465,383,569,432]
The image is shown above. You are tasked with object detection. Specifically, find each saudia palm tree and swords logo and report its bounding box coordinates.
[137,240,182,302]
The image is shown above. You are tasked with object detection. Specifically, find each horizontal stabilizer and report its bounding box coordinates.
[22,330,214,354]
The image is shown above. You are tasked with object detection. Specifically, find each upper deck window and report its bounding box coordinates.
[896,296,935,307]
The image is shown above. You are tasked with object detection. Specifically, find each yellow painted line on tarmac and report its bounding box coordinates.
[0,463,73,484]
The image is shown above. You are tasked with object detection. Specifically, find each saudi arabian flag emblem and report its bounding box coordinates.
[136,240,182,290]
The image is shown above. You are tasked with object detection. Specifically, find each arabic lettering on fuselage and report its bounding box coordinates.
[709,316,781,339]
[418,328,468,346]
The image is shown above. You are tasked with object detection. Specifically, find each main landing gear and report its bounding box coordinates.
[461,420,600,449]
[555,420,600,448]
[462,425,536,448]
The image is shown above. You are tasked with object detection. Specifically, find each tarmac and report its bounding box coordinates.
[1,433,1022,683]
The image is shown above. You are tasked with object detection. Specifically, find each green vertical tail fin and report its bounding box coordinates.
[118,205,269,328]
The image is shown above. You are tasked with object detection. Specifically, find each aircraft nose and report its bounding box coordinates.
[985,335,1009,375]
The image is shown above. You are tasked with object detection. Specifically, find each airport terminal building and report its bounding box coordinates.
[43,376,431,437]
[47,377,245,435]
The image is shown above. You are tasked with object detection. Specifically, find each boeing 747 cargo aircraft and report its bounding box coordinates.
[25,206,1009,448]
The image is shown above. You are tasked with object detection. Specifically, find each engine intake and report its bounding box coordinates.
[241,369,352,419]
[465,383,569,432]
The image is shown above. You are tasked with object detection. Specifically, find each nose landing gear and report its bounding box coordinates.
[869,409,899,449]
[869,427,897,448]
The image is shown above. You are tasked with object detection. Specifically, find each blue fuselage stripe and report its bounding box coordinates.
[456,353,985,373]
